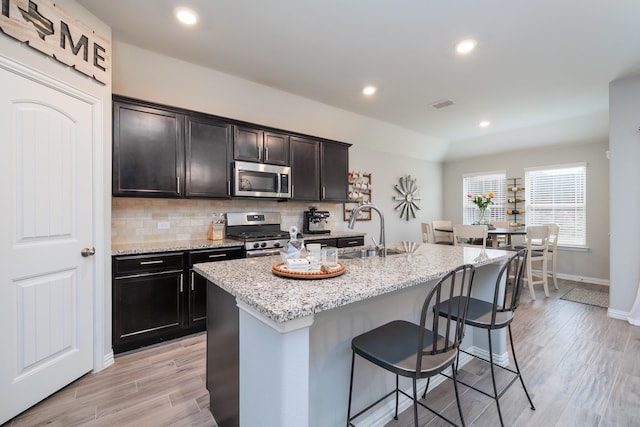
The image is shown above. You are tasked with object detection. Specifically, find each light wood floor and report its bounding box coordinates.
[3,278,638,427]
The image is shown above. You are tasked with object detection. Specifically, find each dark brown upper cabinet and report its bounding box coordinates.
[113,95,350,201]
[321,142,349,202]
[113,95,232,199]
[113,99,184,197]
[233,125,290,166]
[290,137,350,202]
[185,116,231,198]
[290,136,320,201]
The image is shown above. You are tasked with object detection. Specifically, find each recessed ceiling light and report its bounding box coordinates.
[175,7,198,25]
[362,86,377,96]
[456,39,477,54]
[479,120,491,128]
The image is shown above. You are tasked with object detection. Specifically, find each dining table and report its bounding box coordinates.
[434,226,527,248]
[487,227,527,248]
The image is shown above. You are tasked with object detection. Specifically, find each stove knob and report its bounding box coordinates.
[260,242,267,248]
[253,243,260,249]
[273,242,281,248]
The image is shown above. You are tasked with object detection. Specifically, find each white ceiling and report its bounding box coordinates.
[78,0,640,161]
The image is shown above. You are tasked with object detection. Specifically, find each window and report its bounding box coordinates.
[463,172,506,225]
[525,163,586,247]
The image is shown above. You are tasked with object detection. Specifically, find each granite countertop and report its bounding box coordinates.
[111,232,365,255]
[111,238,245,255]
[194,244,512,323]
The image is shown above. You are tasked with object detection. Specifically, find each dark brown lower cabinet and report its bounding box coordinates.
[113,246,243,354]
[187,247,243,328]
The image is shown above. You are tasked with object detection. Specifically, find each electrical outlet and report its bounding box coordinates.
[157,221,170,230]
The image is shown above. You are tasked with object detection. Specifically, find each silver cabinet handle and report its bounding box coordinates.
[347,241,359,245]
[227,180,231,195]
[81,247,95,257]
[264,146,269,161]
[140,260,163,265]
[177,176,180,193]
[191,271,195,291]
[180,275,184,293]
[322,186,326,199]
[208,254,226,258]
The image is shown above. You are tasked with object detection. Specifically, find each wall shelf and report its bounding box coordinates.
[343,172,371,221]
[507,178,525,228]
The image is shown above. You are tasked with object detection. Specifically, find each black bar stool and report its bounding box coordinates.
[346,264,476,427]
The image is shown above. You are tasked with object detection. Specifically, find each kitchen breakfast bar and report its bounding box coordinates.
[194,244,513,427]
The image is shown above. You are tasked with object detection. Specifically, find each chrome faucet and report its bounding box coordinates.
[348,204,386,257]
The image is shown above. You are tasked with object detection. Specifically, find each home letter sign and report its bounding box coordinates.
[0,0,110,84]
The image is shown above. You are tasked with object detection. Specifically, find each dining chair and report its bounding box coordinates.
[432,220,454,245]
[346,264,476,427]
[453,224,488,247]
[490,221,510,248]
[524,225,549,300]
[431,249,535,426]
[421,222,433,243]
[541,223,559,290]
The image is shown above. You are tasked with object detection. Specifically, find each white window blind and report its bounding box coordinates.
[462,172,506,225]
[525,163,586,247]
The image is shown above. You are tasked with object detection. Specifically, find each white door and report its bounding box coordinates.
[0,65,95,424]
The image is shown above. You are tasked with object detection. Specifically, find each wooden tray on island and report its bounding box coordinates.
[272,261,346,280]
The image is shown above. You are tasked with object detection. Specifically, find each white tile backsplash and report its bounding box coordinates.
[111,197,343,244]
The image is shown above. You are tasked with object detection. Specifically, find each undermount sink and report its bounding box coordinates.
[340,248,405,259]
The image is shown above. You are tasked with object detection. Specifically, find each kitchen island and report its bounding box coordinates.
[194,244,512,427]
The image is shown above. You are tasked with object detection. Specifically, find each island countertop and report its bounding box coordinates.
[194,244,511,323]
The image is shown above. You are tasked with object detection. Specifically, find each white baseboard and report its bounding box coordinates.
[101,351,114,371]
[464,345,509,367]
[556,272,609,287]
[607,307,631,321]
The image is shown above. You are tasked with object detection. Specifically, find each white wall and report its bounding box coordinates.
[348,144,442,244]
[0,0,112,367]
[112,41,445,245]
[112,41,447,162]
[442,141,610,284]
[609,75,640,315]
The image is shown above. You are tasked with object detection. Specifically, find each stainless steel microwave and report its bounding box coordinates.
[233,161,291,198]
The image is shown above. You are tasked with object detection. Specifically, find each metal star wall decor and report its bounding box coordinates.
[393,175,421,221]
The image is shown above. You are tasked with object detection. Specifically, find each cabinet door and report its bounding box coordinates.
[187,247,243,328]
[321,142,349,201]
[189,270,209,325]
[290,136,320,201]
[113,270,184,353]
[233,126,263,163]
[264,131,290,166]
[185,116,231,198]
[113,99,184,197]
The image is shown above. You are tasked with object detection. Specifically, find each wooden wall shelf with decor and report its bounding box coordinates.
[507,177,525,228]
[343,172,372,221]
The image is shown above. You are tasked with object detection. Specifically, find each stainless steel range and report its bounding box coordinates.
[225,212,291,258]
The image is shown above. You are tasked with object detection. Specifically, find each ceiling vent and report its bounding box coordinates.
[430,98,455,109]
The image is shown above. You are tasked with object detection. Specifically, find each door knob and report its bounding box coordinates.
[81,247,96,257]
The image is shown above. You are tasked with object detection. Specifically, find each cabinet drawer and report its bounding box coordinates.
[188,247,244,266]
[114,253,184,276]
[304,238,337,248]
[337,237,365,248]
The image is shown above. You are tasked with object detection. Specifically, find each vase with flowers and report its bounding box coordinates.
[467,192,494,225]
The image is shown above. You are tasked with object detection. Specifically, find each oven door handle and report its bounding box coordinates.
[246,249,281,258]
